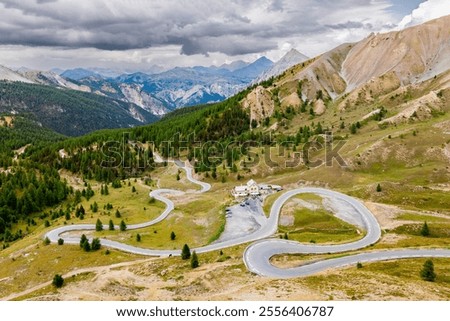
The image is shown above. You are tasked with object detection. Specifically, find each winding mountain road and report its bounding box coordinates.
[45,159,450,278]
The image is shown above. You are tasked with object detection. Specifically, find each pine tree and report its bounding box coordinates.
[181,244,191,260]
[112,179,122,188]
[420,259,436,282]
[91,238,101,251]
[136,233,141,242]
[52,274,64,288]
[82,240,91,252]
[85,184,94,200]
[95,219,103,231]
[74,190,82,203]
[132,186,136,193]
[284,232,289,240]
[115,209,121,218]
[57,238,64,245]
[376,183,382,192]
[420,221,430,237]
[120,220,127,231]
[92,201,98,213]
[315,122,323,134]
[190,251,199,268]
[108,219,115,231]
[80,234,88,248]
[170,231,176,240]
[43,236,51,245]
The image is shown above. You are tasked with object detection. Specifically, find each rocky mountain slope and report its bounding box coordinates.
[0,81,158,136]
[20,69,92,93]
[242,15,450,124]
[0,65,34,84]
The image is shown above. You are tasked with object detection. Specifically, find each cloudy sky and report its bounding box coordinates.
[0,0,449,72]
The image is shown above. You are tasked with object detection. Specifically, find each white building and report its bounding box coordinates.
[231,179,282,198]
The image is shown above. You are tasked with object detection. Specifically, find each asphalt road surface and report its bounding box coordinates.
[45,158,450,278]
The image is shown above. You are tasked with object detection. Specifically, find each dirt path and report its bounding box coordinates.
[1,258,155,301]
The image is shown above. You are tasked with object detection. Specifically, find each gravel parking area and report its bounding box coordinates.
[215,197,268,243]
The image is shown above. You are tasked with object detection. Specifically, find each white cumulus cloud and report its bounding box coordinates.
[397,0,450,29]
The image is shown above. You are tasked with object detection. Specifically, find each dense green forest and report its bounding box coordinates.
[0,167,71,243]
[0,115,65,167]
[0,116,69,243]
[0,81,158,136]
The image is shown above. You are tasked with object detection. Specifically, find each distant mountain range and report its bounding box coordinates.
[57,56,275,114]
[1,55,282,116]
[0,49,310,135]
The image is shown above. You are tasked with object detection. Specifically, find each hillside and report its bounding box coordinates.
[0,115,65,166]
[25,15,450,175]
[0,81,159,136]
[243,15,450,124]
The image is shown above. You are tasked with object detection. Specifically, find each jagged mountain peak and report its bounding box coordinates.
[255,49,309,83]
[219,60,248,71]
[281,48,309,61]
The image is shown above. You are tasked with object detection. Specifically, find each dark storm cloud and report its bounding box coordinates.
[0,0,401,56]
[180,36,277,56]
